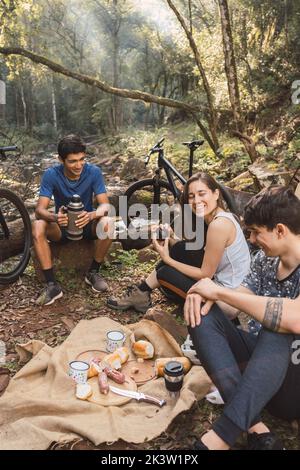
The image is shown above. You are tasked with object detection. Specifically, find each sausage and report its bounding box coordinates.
[103,367,125,384]
[98,371,109,395]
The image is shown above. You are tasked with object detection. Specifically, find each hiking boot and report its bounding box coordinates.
[85,271,108,293]
[36,282,63,306]
[107,285,151,313]
[247,432,285,450]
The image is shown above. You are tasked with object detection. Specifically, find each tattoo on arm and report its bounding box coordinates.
[263,298,283,332]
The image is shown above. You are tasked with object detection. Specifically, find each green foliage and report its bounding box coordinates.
[0,0,298,147]
[103,248,156,280]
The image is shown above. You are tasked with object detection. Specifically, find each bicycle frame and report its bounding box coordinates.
[152,148,186,201]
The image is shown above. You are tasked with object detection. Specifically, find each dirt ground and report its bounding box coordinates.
[0,252,299,451]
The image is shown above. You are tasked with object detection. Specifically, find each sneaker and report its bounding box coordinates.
[85,271,108,293]
[181,334,201,365]
[247,432,285,450]
[36,282,63,306]
[107,285,151,313]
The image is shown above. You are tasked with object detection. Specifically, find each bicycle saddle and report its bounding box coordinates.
[182,140,204,149]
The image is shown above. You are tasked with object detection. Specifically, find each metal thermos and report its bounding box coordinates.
[163,361,184,398]
[66,194,84,240]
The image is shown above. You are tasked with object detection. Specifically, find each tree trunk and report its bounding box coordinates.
[51,74,57,131]
[111,0,122,131]
[20,83,27,129]
[218,0,260,163]
[167,0,220,151]
[158,72,168,126]
[112,34,121,131]
[26,72,34,135]
[218,0,243,130]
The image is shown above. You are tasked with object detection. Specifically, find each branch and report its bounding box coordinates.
[232,130,252,145]
[166,0,215,118]
[0,46,197,113]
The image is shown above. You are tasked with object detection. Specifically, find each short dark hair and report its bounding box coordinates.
[57,134,86,160]
[244,186,300,234]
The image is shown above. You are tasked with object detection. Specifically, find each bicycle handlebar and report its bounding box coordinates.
[144,137,204,166]
[149,137,164,154]
[145,137,165,164]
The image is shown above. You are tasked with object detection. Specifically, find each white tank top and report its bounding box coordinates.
[212,211,251,288]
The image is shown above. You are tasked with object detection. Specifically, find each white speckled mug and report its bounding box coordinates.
[69,360,89,384]
[106,330,125,353]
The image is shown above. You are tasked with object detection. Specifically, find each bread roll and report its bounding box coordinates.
[155,357,192,377]
[132,340,154,359]
[87,359,100,378]
[76,383,93,400]
[116,346,130,364]
[104,347,129,369]
[103,351,122,370]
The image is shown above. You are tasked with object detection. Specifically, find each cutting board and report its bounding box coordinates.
[87,375,137,406]
[121,359,156,385]
[76,349,156,385]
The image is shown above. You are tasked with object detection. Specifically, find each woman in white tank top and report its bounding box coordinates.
[107,172,250,316]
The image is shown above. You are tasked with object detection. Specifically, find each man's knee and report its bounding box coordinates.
[32,219,48,242]
[188,303,226,336]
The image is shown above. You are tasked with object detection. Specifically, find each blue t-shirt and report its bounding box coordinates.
[39,163,106,212]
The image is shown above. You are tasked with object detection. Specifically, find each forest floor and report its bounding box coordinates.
[1,123,300,450]
[1,249,299,451]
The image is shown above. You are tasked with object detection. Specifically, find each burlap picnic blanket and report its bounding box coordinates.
[0,317,211,450]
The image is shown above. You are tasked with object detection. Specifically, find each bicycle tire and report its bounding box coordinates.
[123,178,175,221]
[120,179,174,250]
[0,188,32,284]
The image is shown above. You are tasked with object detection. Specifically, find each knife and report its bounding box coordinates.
[110,385,166,407]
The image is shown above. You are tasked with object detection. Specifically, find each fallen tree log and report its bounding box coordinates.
[0,218,32,262]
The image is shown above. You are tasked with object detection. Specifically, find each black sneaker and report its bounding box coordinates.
[247,432,285,450]
[36,282,63,306]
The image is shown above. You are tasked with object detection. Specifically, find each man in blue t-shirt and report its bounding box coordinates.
[32,134,113,306]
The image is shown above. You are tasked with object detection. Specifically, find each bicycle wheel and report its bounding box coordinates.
[120,179,177,250]
[123,178,177,223]
[0,188,32,284]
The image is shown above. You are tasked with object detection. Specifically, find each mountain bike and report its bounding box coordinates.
[120,138,238,249]
[123,137,237,221]
[0,146,32,284]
